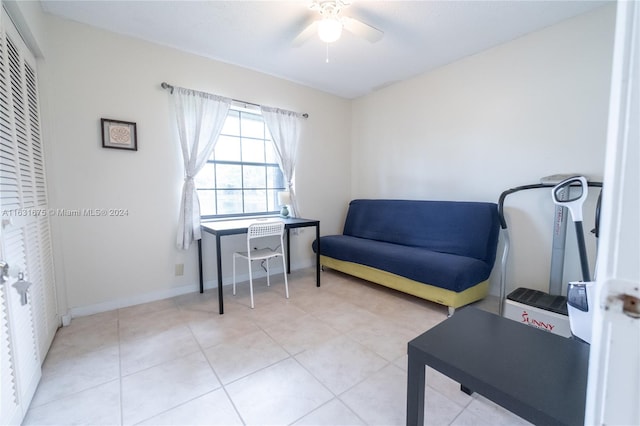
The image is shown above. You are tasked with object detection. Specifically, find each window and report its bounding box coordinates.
[196,107,285,218]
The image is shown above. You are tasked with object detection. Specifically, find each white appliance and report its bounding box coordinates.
[503,289,572,337]
[567,281,596,343]
[499,175,602,340]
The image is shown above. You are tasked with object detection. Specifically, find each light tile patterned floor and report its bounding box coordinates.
[24,268,531,425]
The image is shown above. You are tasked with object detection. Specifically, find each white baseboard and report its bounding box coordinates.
[68,283,200,318]
[67,264,302,319]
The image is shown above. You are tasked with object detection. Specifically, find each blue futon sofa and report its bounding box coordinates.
[312,199,500,314]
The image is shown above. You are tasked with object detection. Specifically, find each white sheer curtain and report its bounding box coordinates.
[260,106,303,217]
[173,87,231,250]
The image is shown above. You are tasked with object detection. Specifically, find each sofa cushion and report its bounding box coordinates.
[342,199,500,265]
[314,235,493,293]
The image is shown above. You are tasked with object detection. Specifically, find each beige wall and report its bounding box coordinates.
[8,2,616,314]
[36,13,351,315]
[351,5,616,295]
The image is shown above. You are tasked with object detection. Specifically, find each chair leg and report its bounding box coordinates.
[247,259,254,309]
[282,255,289,299]
[266,259,271,287]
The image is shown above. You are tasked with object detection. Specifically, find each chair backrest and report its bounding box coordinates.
[247,221,285,241]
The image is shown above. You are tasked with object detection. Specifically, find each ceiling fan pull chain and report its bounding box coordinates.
[326,43,330,63]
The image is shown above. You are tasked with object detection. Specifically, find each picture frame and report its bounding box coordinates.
[101,118,137,151]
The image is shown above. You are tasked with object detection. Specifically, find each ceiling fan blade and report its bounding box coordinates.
[343,16,383,43]
[292,20,318,47]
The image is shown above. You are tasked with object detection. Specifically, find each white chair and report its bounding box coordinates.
[233,221,289,308]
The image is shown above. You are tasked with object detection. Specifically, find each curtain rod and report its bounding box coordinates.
[160,82,308,118]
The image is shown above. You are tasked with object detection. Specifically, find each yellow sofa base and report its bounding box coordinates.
[320,255,489,309]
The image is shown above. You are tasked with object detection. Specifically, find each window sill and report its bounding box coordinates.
[201,213,282,223]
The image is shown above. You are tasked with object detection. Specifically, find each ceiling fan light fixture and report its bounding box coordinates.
[317,17,343,43]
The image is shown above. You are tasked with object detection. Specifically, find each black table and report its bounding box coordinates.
[198,217,320,314]
[407,307,589,426]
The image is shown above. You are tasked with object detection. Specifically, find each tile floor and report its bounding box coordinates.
[24,268,531,426]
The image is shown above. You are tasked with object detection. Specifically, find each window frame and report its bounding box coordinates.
[197,106,285,219]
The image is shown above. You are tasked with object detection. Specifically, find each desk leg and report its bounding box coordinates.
[406,351,425,426]
[216,235,224,315]
[286,229,291,274]
[316,223,320,287]
[198,239,204,293]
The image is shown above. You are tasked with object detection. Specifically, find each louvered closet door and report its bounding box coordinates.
[1,8,57,425]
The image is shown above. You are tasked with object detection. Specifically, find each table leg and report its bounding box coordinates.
[198,238,204,294]
[286,229,291,274]
[406,352,425,426]
[316,223,320,287]
[216,235,224,315]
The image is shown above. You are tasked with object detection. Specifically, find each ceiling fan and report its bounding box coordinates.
[292,0,384,47]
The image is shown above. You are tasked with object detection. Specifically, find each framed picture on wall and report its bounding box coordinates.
[101,118,137,151]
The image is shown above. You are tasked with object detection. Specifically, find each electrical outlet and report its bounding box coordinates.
[175,263,184,276]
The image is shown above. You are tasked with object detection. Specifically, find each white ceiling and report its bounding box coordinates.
[40,0,609,99]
